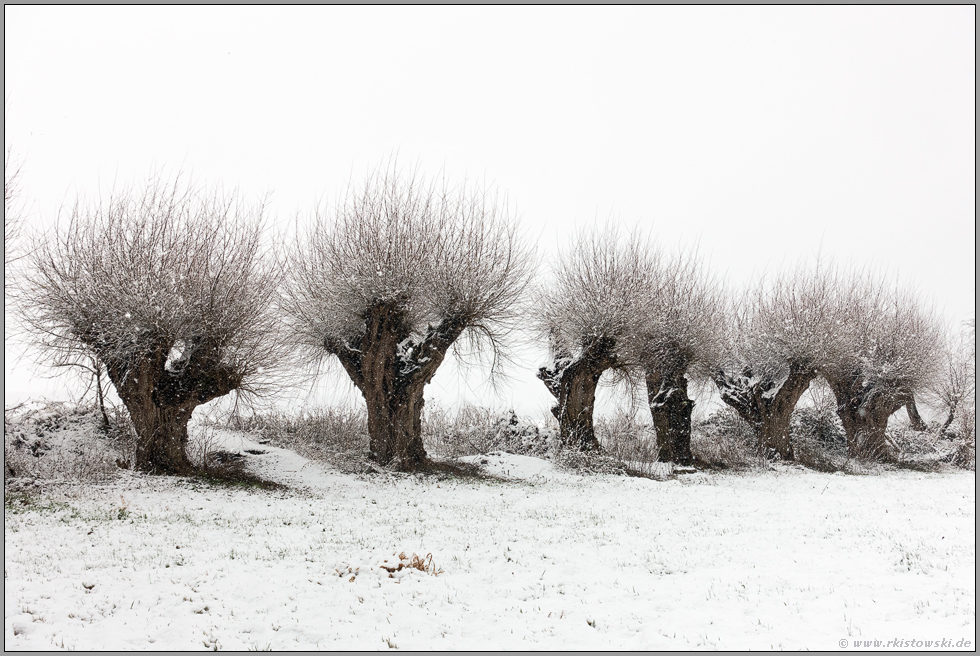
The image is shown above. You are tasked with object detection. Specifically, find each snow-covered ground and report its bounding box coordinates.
[4,430,976,650]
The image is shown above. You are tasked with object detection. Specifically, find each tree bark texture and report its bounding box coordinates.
[713,362,816,461]
[905,397,928,431]
[646,368,694,465]
[327,302,465,471]
[537,338,617,451]
[827,374,908,461]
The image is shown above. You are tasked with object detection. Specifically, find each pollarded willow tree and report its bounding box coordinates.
[534,227,658,451]
[24,177,283,474]
[631,250,723,465]
[822,274,942,460]
[283,168,534,471]
[712,265,849,460]
[923,320,976,438]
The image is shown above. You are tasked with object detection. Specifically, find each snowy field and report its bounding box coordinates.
[4,431,976,651]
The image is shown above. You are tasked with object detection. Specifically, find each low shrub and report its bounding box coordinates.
[230,407,369,472]
[423,405,556,459]
[790,406,849,472]
[691,408,761,470]
[887,423,976,472]
[551,446,637,476]
[787,404,975,472]
[595,411,658,465]
[4,401,135,483]
[791,406,847,449]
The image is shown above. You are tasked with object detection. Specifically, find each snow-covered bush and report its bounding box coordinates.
[790,406,847,448]
[423,405,556,460]
[422,404,663,477]
[4,401,134,483]
[690,408,760,469]
[945,433,976,471]
[551,446,636,476]
[789,406,848,472]
[886,424,975,472]
[594,411,659,468]
[785,403,975,472]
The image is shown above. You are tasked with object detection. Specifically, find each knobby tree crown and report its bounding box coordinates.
[628,247,723,379]
[716,264,850,391]
[823,273,943,402]
[286,168,534,378]
[535,226,661,372]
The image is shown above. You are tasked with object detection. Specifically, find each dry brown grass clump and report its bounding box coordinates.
[380,552,444,577]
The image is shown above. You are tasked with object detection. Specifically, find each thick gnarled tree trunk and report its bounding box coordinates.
[646,368,694,465]
[328,303,464,471]
[362,385,427,469]
[827,375,905,461]
[130,402,195,474]
[538,340,616,451]
[106,352,241,475]
[538,359,603,451]
[713,363,816,461]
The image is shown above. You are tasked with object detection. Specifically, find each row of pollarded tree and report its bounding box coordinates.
[17,169,953,475]
[20,170,533,474]
[535,227,944,466]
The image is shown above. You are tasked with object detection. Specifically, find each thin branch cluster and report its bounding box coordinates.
[630,248,724,379]
[284,168,534,374]
[719,265,851,391]
[5,146,25,299]
[822,273,943,400]
[23,178,283,401]
[533,227,661,371]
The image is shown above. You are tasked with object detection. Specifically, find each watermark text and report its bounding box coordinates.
[839,638,972,649]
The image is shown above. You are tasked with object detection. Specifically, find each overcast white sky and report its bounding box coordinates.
[4,6,976,416]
